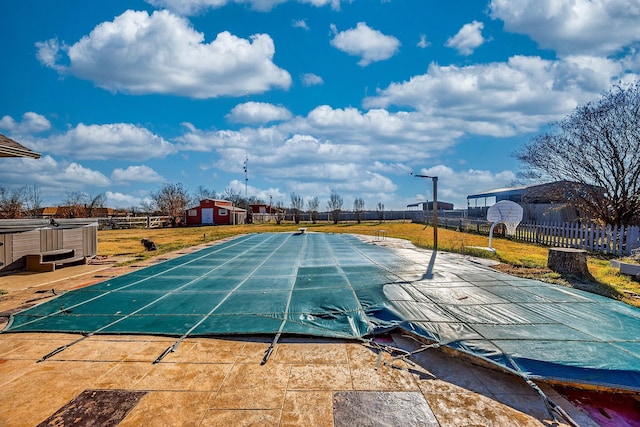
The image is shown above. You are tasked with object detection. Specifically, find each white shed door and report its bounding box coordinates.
[202,208,214,224]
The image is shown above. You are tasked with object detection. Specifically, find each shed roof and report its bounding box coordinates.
[0,134,41,159]
[467,186,526,201]
[467,181,598,204]
[186,199,246,212]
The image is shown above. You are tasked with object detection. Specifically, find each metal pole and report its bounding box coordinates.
[414,174,438,249]
[432,176,438,249]
[243,154,248,200]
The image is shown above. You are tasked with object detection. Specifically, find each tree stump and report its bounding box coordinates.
[547,248,590,278]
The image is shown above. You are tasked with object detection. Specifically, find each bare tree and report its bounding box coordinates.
[327,192,343,224]
[274,201,285,225]
[139,200,156,215]
[0,186,25,219]
[353,197,365,224]
[194,185,216,203]
[222,188,244,207]
[86,193,106,217]
[515,81,640,226]
[151,183,190,226]
[59,191,88,218]
[307,196,319,224]
[290,193,304,224]
[376,202,385,223]
[23,184,42,218]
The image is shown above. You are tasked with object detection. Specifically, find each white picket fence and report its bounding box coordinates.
[513,222,640,257]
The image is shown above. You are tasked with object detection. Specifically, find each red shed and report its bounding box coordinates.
[185,199,246,226]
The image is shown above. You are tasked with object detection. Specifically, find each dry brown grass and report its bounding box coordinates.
[98,221,640,307]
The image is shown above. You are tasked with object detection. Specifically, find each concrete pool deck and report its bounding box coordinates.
[0,234,628,426]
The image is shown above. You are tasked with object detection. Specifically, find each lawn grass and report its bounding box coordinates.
[97,220,640,307]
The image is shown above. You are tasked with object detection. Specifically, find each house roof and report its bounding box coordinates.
[0,133,41,159]
[38,207,59,215]
[467,181,601,205]
[467,185,527,200]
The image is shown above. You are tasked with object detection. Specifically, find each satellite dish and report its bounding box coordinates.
[486,200,523,250]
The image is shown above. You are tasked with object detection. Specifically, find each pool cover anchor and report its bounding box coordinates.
[261,334,280,365]
[153,343,178,364]
[154,335,189,364]
[366,339,420,371]
[502,353,579,427]
[382,340,444,368]
[37,333,92,363]
[524,377,579,427]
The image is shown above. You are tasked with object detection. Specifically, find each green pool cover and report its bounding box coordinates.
[5,232,640,391]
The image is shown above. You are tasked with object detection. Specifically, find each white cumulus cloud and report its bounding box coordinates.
[105,191,151,208]
[62,163,111,186]
[0,156,108,204]
[36,10,291,98]
[226,102,293,124]
[145,0,342,14]
[330,22,401,66]
[41,123,176,161]
[292,19,309,30]
[490,0,640,56]
[445,21,485,56]
[301,73,324,86]
[363,55,634,136]
[417,34,430,49]
[0,112,51,133]
[111,165,164,183]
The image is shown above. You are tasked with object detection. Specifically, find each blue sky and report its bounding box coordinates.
[1,0,639,211]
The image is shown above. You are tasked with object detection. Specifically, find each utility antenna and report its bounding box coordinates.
[243,153,248,199]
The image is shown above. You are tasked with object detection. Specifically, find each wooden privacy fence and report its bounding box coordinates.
[512,222,640,257]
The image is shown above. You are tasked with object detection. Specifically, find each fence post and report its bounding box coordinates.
[618,225,623,256]
[557,222,562,247]
[631,226,640,255]
[577,224,583,250]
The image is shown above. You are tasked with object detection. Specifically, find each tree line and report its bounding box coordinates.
[0,186,110,219]
[0,181,385,226]
[152,184,385,226]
